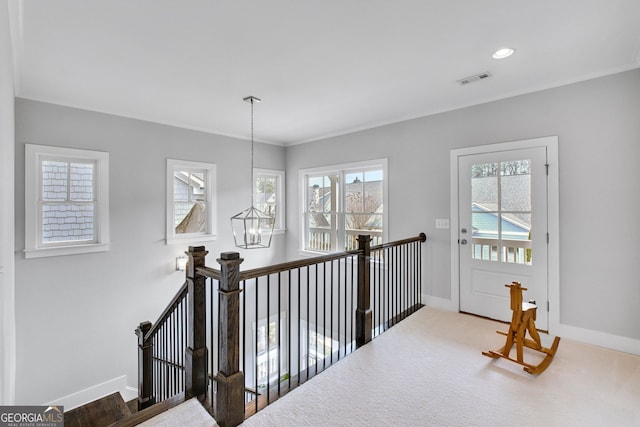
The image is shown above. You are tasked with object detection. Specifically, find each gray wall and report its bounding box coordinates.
[285,69,640,341]
[14,99,286,404]
[13,69,640,404]
[1,1,16,405]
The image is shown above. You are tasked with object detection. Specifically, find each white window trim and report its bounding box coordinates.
[254,168,286,234]
[25,144,110,259]
[166,158,217,245]
[299,158,388,256]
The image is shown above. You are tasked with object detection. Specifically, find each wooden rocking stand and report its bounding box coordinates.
[482,281,560,375]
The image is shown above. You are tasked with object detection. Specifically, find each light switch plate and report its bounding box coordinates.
[435,219,449,229]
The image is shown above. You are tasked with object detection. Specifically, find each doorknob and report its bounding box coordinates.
[461,228,467,234]
[460,239,468,245]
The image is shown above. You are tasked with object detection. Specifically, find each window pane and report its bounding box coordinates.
[501,213,532,264]
[70,162,94,201]
[501,160,531,212]
[42,160,68,201]
[175,201,206,234]
[256,175,277,220]
[345,213,383,249]
[471,212,498,261]
[42,203,95,243]
[363,169,383,206]
[307,212,334,251]
[191,172,205,199]
[308,174,337,213]
[345,176,364,213]
[174,171,189,201]
[471,162,498,209]
[174,170,207,234]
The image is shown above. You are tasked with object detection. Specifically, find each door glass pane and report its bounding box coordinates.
[471,159,532,265]
[472,212,499,261]
[501,160,531,211]
[471,162,498,208]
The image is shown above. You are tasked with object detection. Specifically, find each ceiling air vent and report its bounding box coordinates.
[457,71,492,86]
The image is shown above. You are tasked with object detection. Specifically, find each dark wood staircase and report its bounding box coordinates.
[64,392,136,426]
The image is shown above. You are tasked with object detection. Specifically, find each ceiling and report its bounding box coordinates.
[8,0,640,145]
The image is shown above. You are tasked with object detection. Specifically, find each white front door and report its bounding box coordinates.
[458,146,549,329]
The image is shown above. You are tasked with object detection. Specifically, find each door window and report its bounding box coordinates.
[470,159,532,265]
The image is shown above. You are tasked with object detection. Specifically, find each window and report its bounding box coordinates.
[300,159,387,253]
[166,159,216,245]
[25,144,109,258]
[254,313,288,389]
[254,168,285,233]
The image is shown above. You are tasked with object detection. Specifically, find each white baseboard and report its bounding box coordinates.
[422,294,456,311]
[44,375,137,411]
[556,323,640,356]
[422,295,640,356]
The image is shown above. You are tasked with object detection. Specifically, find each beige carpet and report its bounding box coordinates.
[242,307,640,426]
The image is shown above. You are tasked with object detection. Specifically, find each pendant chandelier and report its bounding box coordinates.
[230,96,275,249]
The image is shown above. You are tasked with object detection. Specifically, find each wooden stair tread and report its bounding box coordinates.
[65,392,131,427]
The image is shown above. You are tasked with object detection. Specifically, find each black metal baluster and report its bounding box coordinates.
[330,260,334,365]
[315,263,318,376]
[277,272,281,397]
[255,277,259,415]
[337,258,341,360]
[306,265,310,381]
[267,274,271,405]
[297,267,301,386]
[288,269,291,392]
[419,240,423,304]
[350,254,354,354]
[343,256,347,356]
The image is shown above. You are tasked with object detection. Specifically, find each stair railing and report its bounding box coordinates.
[136,233,426,427]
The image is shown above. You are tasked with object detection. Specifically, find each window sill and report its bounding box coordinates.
[24,243,110,259]
[298,249,329,257]
[166,233,217,246]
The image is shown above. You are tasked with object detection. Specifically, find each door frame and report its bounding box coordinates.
[450,136,559,334]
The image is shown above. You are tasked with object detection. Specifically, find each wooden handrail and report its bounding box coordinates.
[238,249,362,281]
[195,233,427,283]
[143,281,188,342]
[370,232,426,251]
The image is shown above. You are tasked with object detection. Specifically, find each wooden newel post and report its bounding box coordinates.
[356,234,373,347]
[215,252,245,427]
[185,246,209,401]
[135,321,153,410]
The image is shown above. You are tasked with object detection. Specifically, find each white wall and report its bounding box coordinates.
[0,0,16,405]
[285,69,640,347]
[13,99,286,405]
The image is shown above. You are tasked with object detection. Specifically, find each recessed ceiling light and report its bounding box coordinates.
[492,48,515,59]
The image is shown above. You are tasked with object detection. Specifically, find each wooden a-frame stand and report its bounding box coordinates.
[482,281,560,375]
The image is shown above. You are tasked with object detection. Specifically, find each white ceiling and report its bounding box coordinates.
[9,0,640,145]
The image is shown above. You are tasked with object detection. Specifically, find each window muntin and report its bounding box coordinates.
[166,159,216,245]
[25,144,109,258]
[301,159,387,253]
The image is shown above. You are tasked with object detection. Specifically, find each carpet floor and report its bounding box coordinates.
[242,306,640,426]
